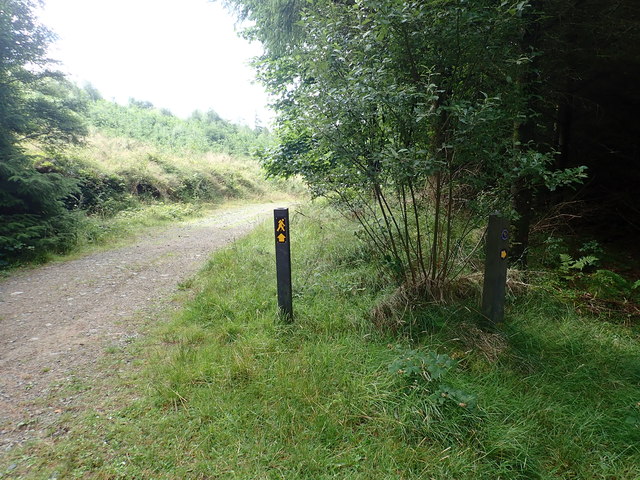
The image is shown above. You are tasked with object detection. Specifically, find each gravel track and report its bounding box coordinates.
[0,202,279,452]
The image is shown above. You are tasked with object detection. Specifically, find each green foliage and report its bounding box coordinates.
[558,253,599,277]
[539,236,603,278]
[536,235,639,320]
[586,269,640,303]
[389,349,457,384]
[0,0,88,264]
[513,150,587,192]
[226,0,589,295]
[224,0,603,279]
[0,204,80,261]
[389,348,477,410]
[87,99,272,157]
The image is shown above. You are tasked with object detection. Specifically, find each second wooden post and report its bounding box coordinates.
[481,213,509,329]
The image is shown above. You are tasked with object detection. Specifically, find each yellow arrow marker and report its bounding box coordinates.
[277,233,286,243]
[500,249,508,259]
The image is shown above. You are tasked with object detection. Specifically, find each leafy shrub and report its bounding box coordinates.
[540,237,603,276]
[558,253,599,278]
[73,172,129,213]
[0,210,80,265]
[389,348,477,410]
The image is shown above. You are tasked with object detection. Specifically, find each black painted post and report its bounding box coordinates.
[274,208,293,321]
[481,213,509,329]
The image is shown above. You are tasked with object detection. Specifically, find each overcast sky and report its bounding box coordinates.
[37,0,273,127]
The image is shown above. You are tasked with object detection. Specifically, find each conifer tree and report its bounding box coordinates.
[0,0,87,264]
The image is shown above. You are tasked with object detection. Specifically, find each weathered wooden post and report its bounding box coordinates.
[481,213,509,329]
[274,208,293,321]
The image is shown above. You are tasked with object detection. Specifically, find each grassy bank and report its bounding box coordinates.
[55,132,298,253]
[4,131,299,268]
[3,205,639,479]
[62,132,275,209]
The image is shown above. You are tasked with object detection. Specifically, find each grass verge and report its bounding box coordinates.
[2,205,639,479]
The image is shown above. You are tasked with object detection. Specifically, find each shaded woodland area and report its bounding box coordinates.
[527,0,640,242]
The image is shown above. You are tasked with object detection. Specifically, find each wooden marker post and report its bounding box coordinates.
[274,208,293,321]
[481,213,509,329]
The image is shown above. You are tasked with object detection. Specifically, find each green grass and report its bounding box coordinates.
[75,200,204,245]
[2,205,639,479]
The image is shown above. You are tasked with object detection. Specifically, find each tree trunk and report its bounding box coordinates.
[511,0,543,268]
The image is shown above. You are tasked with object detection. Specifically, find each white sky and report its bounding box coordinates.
[37,0,273,127]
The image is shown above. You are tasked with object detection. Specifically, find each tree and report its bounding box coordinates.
[223,0,596,292]
[223,1,525,296]
[0,0,87,264]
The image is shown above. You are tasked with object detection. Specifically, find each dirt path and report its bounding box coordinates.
[0,202,279,452]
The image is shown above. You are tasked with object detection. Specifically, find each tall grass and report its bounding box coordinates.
[66,132,278,206]
[4,205,639,479]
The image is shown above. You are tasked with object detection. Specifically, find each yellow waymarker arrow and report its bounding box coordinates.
[277,233,286,243]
